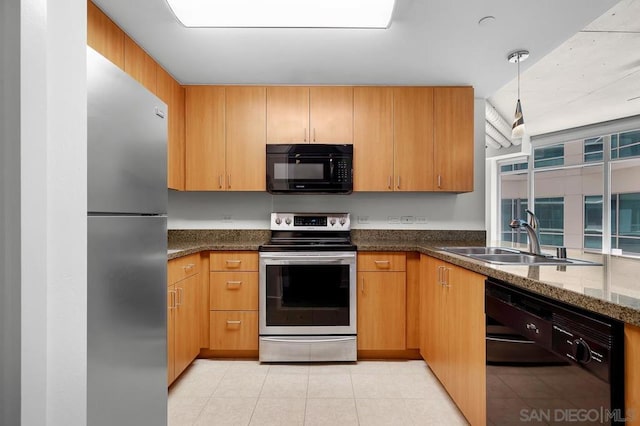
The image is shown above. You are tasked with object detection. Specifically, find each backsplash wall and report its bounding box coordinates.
[168,99,486,231]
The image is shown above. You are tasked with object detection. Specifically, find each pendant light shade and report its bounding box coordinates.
[512,99,525,138]
[508,50,529,139]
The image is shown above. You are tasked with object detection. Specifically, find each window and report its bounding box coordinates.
[496,127,640,257]
[501,199,528,244]
[534,144,564,168]
[500,162,528,173]
[584,137,603,163]
[534,197,564,246]
[583,193,640,254]
[613,130,640,160]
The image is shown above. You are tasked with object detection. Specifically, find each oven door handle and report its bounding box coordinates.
[260,337,355,344]
[266,259,352,265]
[261,255,355,263]
[262,254,355,259]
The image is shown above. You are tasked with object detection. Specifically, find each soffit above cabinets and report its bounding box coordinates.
[91,0,617,99]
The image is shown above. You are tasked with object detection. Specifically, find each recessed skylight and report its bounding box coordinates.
[166,0,396,29]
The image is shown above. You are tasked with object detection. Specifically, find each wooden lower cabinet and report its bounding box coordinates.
[209,251,259,352]
[626,323,640,425]
[357,252,407,351]
[168,255,201,386]
[209,311,258,350]
[420,254,486,426]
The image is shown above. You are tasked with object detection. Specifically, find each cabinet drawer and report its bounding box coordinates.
[210,272,258,310]
[209,311,258,351]
[168,253,200,285]
[210,252,258,271]
[357,252,406,271]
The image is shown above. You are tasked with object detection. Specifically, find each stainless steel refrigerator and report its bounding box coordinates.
[87,47,168,426]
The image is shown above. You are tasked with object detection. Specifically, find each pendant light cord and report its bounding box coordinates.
[517,54,521,100]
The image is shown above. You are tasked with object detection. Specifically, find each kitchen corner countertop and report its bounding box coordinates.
[168,230,640,326]
[381,242,640,327]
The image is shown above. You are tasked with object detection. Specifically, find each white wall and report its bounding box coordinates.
[1,0,21,424]
[169,98,487,231]
[19,0,87,425]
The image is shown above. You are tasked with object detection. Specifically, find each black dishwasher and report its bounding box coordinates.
[485,279,626,425]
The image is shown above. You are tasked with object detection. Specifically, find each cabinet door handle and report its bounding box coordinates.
[437,266,442,286]
[397,176,401,189]
[438,174,442,188]
[176,287,183,306]
[228,174,231,189]
[387,176,392,190]
[443,268,451,288]
[361,277,365,293]
[168,290,176,309]
[226,320,242,325]
[304,128,307,142]
[218,175,223,189]
[313,128,316,142]
[226,280,242,289]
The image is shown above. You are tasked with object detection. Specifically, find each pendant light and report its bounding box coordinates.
[508,50,529,139]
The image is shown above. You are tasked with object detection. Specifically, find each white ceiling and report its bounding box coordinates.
[490,0,640,137]
[93,0,640,136]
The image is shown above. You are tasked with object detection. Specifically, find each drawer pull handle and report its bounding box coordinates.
[526,323,539,334]
[374,260,390,267]
[226,320,242,325]
[225,260,242,266]
[183,263,195,270]
[226,281,242,288]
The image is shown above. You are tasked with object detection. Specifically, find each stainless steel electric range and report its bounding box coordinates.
[258,213,357,362]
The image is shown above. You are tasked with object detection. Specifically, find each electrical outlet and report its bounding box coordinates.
[222,215,233,223]
[416,216,427,224]
[357,215,370,224]
[401,216,415,224]
[387,216,401,224]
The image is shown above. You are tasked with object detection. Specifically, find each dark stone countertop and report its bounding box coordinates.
[167,230,640,326]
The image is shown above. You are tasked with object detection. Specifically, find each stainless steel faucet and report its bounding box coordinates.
[510,209,542,255]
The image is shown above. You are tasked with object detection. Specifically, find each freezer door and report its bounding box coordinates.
[88,215,167,426]
[87,47,167,215]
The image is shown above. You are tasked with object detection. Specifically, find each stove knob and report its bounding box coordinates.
[339,218,346,226]
[275,217,282,225]
[330,219,336,226]
[285,217,292,225]
[572,338,592,364]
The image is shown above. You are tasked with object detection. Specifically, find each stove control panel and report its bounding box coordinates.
[270,213,351,231]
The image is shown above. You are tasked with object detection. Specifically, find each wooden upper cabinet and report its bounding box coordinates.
[87,1,125,69]
[309,86,353,144]
[225,87,266,191]
[434,87,474,192]
[124,36,157,94]
[393,87,435,191]
[185,86,225,191]
[266,86,353,144]
[157,67,185,191]
[353,87,394,191]
[266,86,309,143]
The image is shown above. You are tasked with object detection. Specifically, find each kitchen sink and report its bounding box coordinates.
[439,247,601,266]
[440,246,520,255]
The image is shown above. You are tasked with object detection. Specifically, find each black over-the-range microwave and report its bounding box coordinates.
[266,144,353,194]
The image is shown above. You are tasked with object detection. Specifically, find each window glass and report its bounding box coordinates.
[499,164,528,245]
[534,144,564,168]
[611,158,640,253]
[534,197,564,246]
[584,137,603,163]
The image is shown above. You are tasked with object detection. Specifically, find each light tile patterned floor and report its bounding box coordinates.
[169,359,468,425]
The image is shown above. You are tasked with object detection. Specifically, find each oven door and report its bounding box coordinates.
[259,251,356,335]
